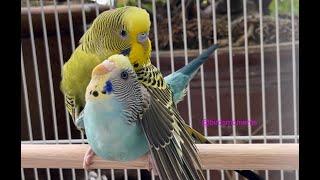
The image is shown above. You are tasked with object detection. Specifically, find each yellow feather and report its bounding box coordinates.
[123,6,152,68]
[129,40,152,68]
[108,54,133,69]
[123,7,151,37]
[60,46,102,107]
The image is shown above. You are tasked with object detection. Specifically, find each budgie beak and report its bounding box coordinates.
[92,60,115,76]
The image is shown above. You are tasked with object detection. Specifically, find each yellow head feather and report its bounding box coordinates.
[123,6,152,68]
[123,7,151,40]
[108,54,133,70]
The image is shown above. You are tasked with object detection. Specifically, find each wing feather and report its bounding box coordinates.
[137,64,205,180]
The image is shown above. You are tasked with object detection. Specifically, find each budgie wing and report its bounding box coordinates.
[183,123,212,144]
[61,47,102,130]
[137,65,205,180]
[65,94,77,123]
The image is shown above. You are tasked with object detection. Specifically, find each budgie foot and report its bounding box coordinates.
[147,153,159,176]
[83,147,95,170]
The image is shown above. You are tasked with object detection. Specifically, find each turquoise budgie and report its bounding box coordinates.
[78,54,205,179]
[79,55,149,165]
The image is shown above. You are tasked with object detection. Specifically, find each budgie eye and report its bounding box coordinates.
[120,71,128,80]
[120,29,127,39]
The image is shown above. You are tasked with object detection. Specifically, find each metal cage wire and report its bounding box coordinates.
[21,0,299,179]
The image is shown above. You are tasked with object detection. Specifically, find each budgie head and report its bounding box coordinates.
[81,6,152,69]
[122,7,152,69]
[85,54,141,103]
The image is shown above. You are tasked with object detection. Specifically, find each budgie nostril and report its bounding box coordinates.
[138,33,148,43]
[101,60,115,72]
[92,60,115,75]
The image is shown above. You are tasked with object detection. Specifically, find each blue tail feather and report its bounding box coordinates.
[165,44,220,104]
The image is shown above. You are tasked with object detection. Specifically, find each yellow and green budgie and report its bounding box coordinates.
[61,6,151,121]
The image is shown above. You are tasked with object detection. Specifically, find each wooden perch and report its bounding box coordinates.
[21,144,298,170]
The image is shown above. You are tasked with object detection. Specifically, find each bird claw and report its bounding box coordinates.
[147,153,159,176]
[83,147,95,170]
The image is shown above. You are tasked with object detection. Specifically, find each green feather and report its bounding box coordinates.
[61,46,102,107]
[269,0,299,16]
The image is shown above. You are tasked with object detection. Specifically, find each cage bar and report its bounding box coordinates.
[274,0,284,179]
[66,0,75,51]
[226,0,237,144]
[291,0,298,179]
[39,0,64,178]
[151,0,160,69]
[181,0,193,128]
[25,0,51,179]
[21,168,26,180]
[22,45,39,180]
[243,0,252,143]
[258,0,269,179]
[166,0,175,73]
[211,0,225,178]
[196,0,210,179]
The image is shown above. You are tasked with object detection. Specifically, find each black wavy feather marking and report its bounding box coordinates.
[143,98,205,180]
[138,64,205,180]
[65,94,76,122]
[136,66,165,89]
[111,69,145,124]
[79,7,131,55]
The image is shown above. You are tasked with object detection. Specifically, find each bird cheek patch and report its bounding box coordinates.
[102,80,113,94]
